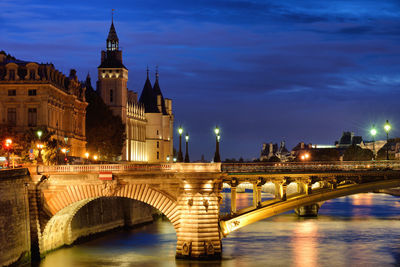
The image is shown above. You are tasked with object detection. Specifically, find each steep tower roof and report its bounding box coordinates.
[107,22,119,43]
[99,18,126,69]
[153,69,168,115]
[139,69,159,113]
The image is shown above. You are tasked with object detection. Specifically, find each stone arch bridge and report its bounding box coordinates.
[27,161,400,260]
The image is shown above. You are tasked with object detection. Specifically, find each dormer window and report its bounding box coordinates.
[9,70,15,80]
[29,70,35,80]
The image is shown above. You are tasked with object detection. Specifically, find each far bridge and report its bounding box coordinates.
[24,161,400,260]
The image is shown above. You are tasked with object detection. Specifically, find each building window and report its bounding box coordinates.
[157,152,159,160]
[29,70,35,80]
[9,70,15,80]
[7,108,16,126]
[8,90,16,96]
[110,89,113,103]
[157,141,159,148]
[157,130,159,135]
[28,108,37,127]
[28,89,36,96]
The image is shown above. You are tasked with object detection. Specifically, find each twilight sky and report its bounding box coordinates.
[1,0,400,161]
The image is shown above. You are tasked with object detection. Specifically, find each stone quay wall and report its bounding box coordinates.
[0,169,30,267]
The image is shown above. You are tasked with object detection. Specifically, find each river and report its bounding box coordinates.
[39,192,400,267]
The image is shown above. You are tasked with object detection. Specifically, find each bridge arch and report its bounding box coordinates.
[220,179,400,235]
[40,183,180,253]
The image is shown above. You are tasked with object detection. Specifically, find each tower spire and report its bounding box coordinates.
[107,10,119,51]
[155,65,159,82]
[146,65,149,79]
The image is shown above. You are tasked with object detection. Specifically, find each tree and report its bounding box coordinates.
[343,145,373,161]
[85,77,125,161]
[0,126,59,165]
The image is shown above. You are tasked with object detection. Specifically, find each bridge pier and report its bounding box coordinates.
[295,202,324,217]
[176,177,222,260]
[274,182,287,200]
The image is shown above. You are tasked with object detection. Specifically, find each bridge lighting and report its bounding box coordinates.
[184,133,190,163]
[85,152,89,159]
[370,124,377,160]
[384,120,391,133]
[177,126,184,162]
[213,126,221,162]
[166,155,170,162]
[173,157,177,162]
[93,155,98,161]
[214,126,220,136]
[384,120,391,160]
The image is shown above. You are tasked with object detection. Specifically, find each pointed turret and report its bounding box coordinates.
[107,21,119,51]
[139,69,159,113]
[153,68,168,115]
[99,18,126,69]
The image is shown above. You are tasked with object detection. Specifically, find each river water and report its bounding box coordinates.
[40,192,400,267]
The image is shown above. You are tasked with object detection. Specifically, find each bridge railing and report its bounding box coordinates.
[221,161,400,173]
[37,163,221,173]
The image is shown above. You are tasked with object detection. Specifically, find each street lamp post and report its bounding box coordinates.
[61,148,67,164]
[4,138,12,168]
[184,133,190,163]
[370,125,377,160]
[177,126,183,162]
[384,120,391,160]
[64,137,69,164]
[36,143,44,164]
[213,126,221,162]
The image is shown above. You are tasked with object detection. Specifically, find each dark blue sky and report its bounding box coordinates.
[1,0,400,160]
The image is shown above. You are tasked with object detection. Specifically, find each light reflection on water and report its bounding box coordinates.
[40,193,400,267]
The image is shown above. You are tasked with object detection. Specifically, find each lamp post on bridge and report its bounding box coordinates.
[177,126,183,162]
[184,133,190,163]
[36,130,43,164]
[213,126,221,163]
[370,125,377,160]
[384,120,391,160]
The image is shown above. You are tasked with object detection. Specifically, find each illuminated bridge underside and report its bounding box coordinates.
[220,178,400,235]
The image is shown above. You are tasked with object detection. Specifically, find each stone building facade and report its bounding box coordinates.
[0,51,87,157]
[97,20,174,162]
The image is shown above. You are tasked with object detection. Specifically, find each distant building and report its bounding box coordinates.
[0,51,87,157]
[97,19,173,162]
[260,141,290,161]
[335,131,364,148]
[291,142,313,158]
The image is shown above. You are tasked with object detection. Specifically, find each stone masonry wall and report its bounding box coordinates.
[0,169,30,267]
